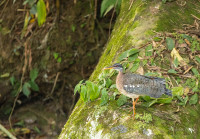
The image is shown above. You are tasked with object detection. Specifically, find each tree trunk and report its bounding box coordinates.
[59,0,200,138]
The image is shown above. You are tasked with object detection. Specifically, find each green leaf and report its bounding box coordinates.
[116,95,127,106]
[128,53,138,62]
[10,76,15,86]
[140,96,151,102]
[177,95,188,106]
[57,57,62,63]
[74,80,83,95]
[30,4,37,15]
[29,81,39,91]
[117,48,139,62]
[80,85,87,102]
[100,0,121,17]
[153,37,162,42]
[101,88,109,105]
[30,68,38,82]
[168,69,177,74]
[145,44,153,56]
[105,78,112,88]
[172,87,184,96]
[189,93,198,105]
[86,81,100,101]
[117,50,129,62]
[74,84,81,95]
[192,86,199,93]
[21,12,30,39]
[143,59,148,66]
[71,24,76,32]
[14,120,24,127]
[128,49,140,56]
[195,56,200,63]
[33,126,41,134]
[142,99,157,107]
[91,84,100,101]
[180,34,192,41]
[110,84,116,89]
[166,37,175,50]
[53,52,59,59]
[157,98,172,104]
[0,73,10,78]
[144,72,160,76]
[130,59,140,72]
[191,68,199,76]
[23,82,31,97]
[174,58,179,67]
[37,0,46,27]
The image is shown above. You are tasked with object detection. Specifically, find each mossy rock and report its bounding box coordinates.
[59,0,200,138]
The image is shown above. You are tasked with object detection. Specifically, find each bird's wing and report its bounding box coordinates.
[122,73,167,98]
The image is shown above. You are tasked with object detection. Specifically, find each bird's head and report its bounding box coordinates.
[104,63,123,72]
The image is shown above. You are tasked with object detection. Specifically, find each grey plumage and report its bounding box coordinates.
[123,73,172,98]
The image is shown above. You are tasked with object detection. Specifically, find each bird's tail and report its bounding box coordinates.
[165,88,172,96]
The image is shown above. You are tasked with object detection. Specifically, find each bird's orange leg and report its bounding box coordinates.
[132,97,140,118]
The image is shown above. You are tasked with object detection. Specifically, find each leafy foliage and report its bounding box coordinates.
[74,80,101,103]
[100,0,121,17]
[10,68,39,98]
[53,52,62,63]
[22,0,46,30]
[117,48,139,62]
[30,68,38,82]
[166,37,175,50]
[195,56,200,63]
[37,0,46,27]
[172,87,184,96]
[130,59,140,72]
[101,88,109,105]
[168,69,177,74]
[23,82,31,97]
[74,33,200,111]
[145,44,153,56]
[189,94,198,105]
[116,95,127,106]
[140,96,172,107]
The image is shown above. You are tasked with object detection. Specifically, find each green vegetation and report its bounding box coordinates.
[53,52,62,63]
[21,0,46,38]
[100,0,121,17]
[74,33,200,109]
[37,0,46,27]
[10,68,39,98]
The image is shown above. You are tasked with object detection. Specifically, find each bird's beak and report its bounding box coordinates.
[103,66,114,70]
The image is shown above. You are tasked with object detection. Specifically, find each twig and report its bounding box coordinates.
[0,0,9,17]
[109,6,116,37]
[50,72,60,96]
[183,66,193,74]
[191,14,200,21]
[94,0,97,19]
[128,0,134,10]
[0,124,17,139]
[9,41,29,129]
[0,0,6,7]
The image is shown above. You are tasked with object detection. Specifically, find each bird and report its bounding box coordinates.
[104,63,172,118]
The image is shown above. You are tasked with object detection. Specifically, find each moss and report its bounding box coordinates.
[156,0,200,31]
[90,0,152,81]
[59,0,200,138]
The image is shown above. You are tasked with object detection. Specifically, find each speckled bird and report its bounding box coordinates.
[104,63,172,117]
